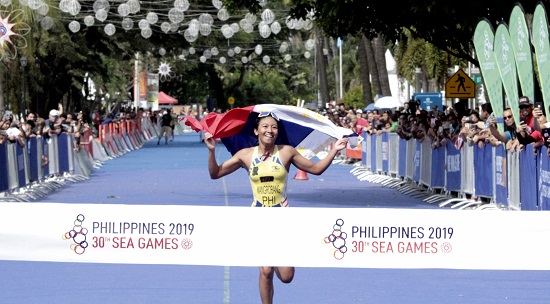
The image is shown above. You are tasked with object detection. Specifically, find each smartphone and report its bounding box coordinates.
[430,118,436,125]
[543,128,550,148]
[520,116,526,124]
[535,102,543,110]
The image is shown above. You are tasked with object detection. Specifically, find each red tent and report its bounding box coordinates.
[158,91,178,104]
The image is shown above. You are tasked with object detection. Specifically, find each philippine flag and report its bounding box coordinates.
[184,104,356,159]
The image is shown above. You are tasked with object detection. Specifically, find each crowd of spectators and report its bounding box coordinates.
[0,107,154,151]
[322,96,549,156]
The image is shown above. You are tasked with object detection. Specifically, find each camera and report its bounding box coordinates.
[464,117,473,123]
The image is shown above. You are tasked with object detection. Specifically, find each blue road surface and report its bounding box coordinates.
[1,133,549,303]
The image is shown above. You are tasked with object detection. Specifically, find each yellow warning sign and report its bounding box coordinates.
[445,69,475,98]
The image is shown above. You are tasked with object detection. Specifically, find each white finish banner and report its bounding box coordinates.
[1,202,550,270]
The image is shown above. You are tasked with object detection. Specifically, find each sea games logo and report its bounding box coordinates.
[323,218,348,260]
[62,214,89,255]
[62,214,195,254]
[324,218,455,260]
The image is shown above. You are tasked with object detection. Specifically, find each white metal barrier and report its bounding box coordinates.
[388,133,399,176]
[419,140,432,188]
[507,150,521,210]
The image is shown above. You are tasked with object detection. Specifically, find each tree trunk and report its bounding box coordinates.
[374,34,392,97]
[365,37,381,98]
[327,37,339,102]
[316,28,329,107]
[358,34,373,106]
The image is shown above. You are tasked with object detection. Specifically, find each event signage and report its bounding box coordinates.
[532,3,550,115]
[2,203,550,270]
[494,23,521,127]
[473,19,504,133]
[509,4,535,102]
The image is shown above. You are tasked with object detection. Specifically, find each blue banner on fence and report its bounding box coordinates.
[362,131,367,166]
[413,140,421,182]
[445,140,461,192]
[15,143,26,188]
[538,146,550,210]
[0,143,8,192]
[58,133,70,174]
[398,138,407,177]
[474,144,494,198]
[430,146,445,188]
[494,145,508,206]
[382,133,389,172]
[519,144,539,210]
[29,137,39,182]
[370,134,377,172]
[42,138,49,177]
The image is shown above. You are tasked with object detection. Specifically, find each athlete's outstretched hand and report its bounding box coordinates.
[204,132,216,150]
[333,138,349,151]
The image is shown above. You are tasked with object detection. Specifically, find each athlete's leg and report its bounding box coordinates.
[275,266,295,283]
[259,266,275,304]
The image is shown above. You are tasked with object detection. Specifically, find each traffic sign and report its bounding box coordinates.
[445,69,475,98]
[228,96,235,105]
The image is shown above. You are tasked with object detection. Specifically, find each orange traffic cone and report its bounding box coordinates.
[294,169,309,180]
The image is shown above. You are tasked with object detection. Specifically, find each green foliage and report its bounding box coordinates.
[224,68,292,106]
[342,84,363,110]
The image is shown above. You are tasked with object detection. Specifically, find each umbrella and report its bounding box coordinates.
[374,96,403,109]
[184,104,356,159]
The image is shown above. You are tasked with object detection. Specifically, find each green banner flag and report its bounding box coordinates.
[532,3,550,115]
[473,19,504,132]
[509,4,535,102]
[494,22,521,127]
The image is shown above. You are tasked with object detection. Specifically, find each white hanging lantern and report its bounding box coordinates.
[304,51,311,59]
[84,15,95,26]
[40,16,53,30]
[95,8,108,22]
[188,19,199,35]
[188,47,195,54]
[231,23,239,33]
[146,12,158,24]
[160,22,171,33]
[28,0,42,10]
[261,9,275,24]
[200,56,206,63]
[219,57,226,64]
[67,0,81,16]
[221,24,234,39]
[199,13,213,25]
[92,0,109,13]
[270,21,281,34]
[68,20,80,33]
[245,13,256,24]
[227,49,235,57]
[127,0,140,14]
[241,56,248,64]
[203,49,212,59]
[184,29,198,42]
[243,22,253,34]
[212,0,222,9]
[285,16,295,29]
[168,8,184,23]
[217,8,229,21]
[284,54,291,61]
[199,23,211,36]
[259,23,271,38]
[174,0,189,12]
[121,18,133,30]
[211,47,219,56]
[262,55,270,64]
[255,44,262,55]
[117,3,129,16]
[141,28,152,39]
[234,46,241,54]
[303,19,313,30]
[170,23,179,32]
[138,19,150,30]
[159,48,166,56]
[37,3,49,15]
[104,23,116,36]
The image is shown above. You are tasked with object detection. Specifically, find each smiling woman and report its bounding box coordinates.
[202,108,348,303]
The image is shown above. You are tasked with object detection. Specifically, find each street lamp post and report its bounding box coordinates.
[20,56,27,116]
